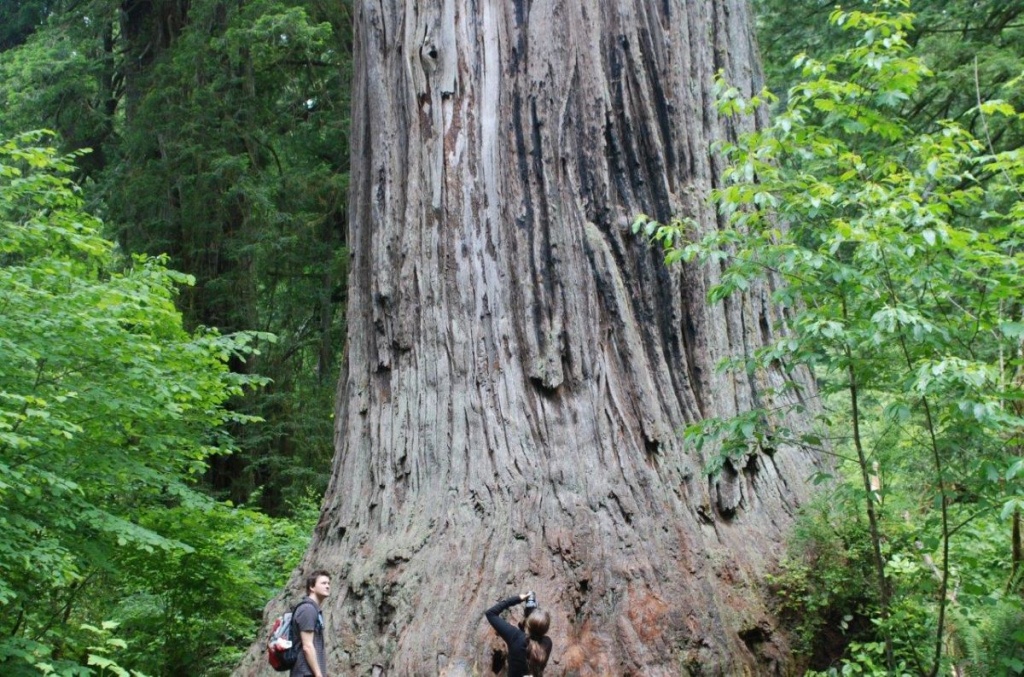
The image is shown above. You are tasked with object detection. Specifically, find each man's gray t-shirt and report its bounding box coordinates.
[290,599,326,677]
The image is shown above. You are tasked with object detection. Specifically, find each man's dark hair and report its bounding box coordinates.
[305,569,331,593]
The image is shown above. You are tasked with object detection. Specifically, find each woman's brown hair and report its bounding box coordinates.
[525,610,551,675]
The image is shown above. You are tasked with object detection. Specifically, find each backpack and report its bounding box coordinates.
[267,598,316,672]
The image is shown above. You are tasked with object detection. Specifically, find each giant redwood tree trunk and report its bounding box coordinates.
[236,0,824,674]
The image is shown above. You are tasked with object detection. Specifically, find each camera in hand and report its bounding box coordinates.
[524,591,537,618]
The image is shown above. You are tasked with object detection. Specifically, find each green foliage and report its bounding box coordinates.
[0,0,351,514]
[0,0,350,668]
[639,5,1024,674]
[82,622,148,677]
[955,594,1024,676]
[767,495,877,666]
[0,1,120,181]
[109,498,316,676]
[105,0,351,511]
[756,0,1024,151]
[0,131,310,675]
[0,0,55,51]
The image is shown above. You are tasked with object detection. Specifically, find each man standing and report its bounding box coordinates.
[291,570,330,677]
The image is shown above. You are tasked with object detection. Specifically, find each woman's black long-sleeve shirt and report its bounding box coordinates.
[484,596,551,677]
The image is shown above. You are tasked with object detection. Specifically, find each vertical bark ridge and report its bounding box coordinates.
[233,0,824,675]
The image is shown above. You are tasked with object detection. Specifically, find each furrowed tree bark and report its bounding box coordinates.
[236,0,825,674]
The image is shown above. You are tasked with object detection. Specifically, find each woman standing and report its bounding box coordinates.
[484,592,552,677]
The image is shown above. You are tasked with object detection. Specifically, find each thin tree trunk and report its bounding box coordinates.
[237,0,825,674]
[1013,510,1022,584]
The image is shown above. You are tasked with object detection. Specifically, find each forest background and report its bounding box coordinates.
[0,0,1021,675]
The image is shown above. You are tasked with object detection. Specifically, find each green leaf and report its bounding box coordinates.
[998,322,1024,339]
